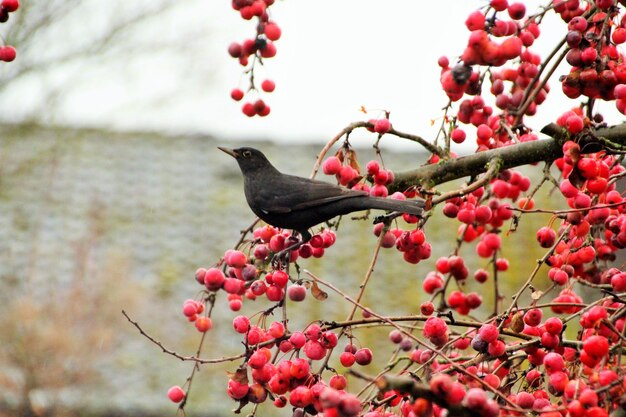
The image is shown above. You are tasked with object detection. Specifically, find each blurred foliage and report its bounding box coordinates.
[0,0,213,125]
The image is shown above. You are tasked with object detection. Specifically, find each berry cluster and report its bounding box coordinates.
[192,226,337,315]
[560,6,626,105]
[321,147,430,265]
[540,138,626,294]
[0,0,18,62]
[223,320,372,415]
[228,0,280,117]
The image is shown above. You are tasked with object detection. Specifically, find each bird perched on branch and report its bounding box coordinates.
[219,147,424,252]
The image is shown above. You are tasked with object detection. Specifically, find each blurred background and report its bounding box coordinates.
[0,1,610,416]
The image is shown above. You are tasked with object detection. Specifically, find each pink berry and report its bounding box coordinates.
[261,79,275,92]
[451,128,466,144]
[583,335,609,359]
[354,347,373,365]
[167,385,186,403]
[264,22,281,41]
[289,331,306,349]
[204,268,226,291]
[374,119,391,134]
[340,351,356,367]
[545,317,564,334]
[507,2,525,20]
[287,284,307,301]
[490,0,508,11]
[478,324,499,343]
[233,315,250,334]
[194,316,212,332]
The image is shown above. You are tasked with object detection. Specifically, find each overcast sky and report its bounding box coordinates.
[3,1,625,147]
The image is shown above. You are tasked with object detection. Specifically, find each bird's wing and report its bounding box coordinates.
[258,175,367,213]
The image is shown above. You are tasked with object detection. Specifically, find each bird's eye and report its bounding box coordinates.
[242,150,252,158]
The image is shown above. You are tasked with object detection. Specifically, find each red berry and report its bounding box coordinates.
[476,124,493,141]
[264,22,281,41]
[465,10,485,31]
[329,374,347,390]
[536,227,556,248]
[287,284,306,301]
[233,315,250,333]
[451,128,466,144]
[507,2,526,19]
[338,165,357,185]
[565,115,584,134]
[249,349,269,369]
[204,267,226,291]
[1,0,18,12]
[269,321,285,338]
[303,340,326,360]
[523,308,542,327]
[583,335,609,358]
[613,28,626,44]
[500,36,522,59]
[559,179,579,198]
[290,357,310,379]
[0,45,16,62]
[474,268,488,283]
[340,351,356,367]
[228,42,242,58]
[488,340,506,357]
[420,301,435,315]
[543,352,564,374]
[374,119,391,134]
[242,102,256,117]
[194,316,212,332]
[322,156,342,175]
[581,47,597,64]
[261,79,275,92]
[167,385,186,403]
[490,0,508,11]
[545,317,563,334]
[354,348,373,365]
[230,88,244,101]
[495,258,509,271]
[478,323,499,343]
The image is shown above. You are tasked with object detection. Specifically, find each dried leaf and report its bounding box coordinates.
[346,175,364,189]
[568,165,586,188]
[510,311,524,333]
[311,281,328,301]
[345,149,361,174]
[531,290,543,301]
[232,399,249,414]
[334,149,345,163]
[227,368,249,384]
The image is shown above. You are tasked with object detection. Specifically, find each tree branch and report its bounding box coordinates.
[390,122,626,194]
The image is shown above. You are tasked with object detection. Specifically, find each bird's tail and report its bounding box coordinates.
[367,197,425,216]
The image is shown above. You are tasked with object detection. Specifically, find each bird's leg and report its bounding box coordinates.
[271,230,312,267]
[373,211,403,225]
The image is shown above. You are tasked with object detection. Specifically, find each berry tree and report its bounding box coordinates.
[126,1,626,417]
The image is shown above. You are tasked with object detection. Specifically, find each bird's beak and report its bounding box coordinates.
[218,146,239,158]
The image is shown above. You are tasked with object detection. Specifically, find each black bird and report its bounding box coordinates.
[219,146,424,248]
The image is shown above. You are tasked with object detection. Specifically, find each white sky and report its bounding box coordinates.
[4,1,626,147]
